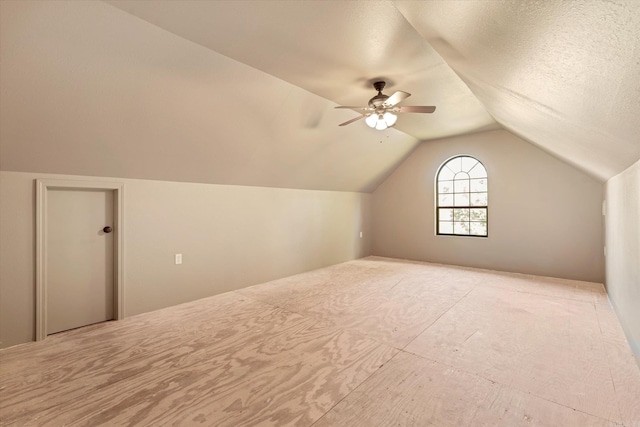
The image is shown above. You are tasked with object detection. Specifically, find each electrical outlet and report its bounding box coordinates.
[360,231,363,238]
[175,253,182,265]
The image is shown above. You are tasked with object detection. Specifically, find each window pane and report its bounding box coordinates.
[439,194,453,206]
[454,193,469,207]
[460,156,478,173]
[470,178,487,192]
[453,208,470,222]
[439,222,453,234]
[454,179,470,193]
[468,163,487,178]
[447,158,463,173]
[470,192,487,206]
[439,208,453,221]
[438,180,453,194]
[438,167,455,181]
[470,208,486,221]
[454,171,470,181]
[454,221,470,234]
[470,222,487,236]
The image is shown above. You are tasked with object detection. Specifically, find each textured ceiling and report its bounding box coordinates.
[395,0,640,180]
[2,1,639,191]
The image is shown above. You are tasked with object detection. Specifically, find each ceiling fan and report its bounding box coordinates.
[335,81,436,130]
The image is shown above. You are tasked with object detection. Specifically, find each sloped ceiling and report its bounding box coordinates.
[394,0,640,181]
[105,0,640,182]
[1,1,639,191]
[104,0,498,141]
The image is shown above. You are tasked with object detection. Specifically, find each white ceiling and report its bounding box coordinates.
[2,1,639,191]
[106,0,640,182]
[395,0,640,181]
[105,0,498,142]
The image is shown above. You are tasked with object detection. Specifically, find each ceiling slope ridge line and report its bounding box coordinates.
[389,0,499,127]
[415,126,507,146]
[101,0,339,106]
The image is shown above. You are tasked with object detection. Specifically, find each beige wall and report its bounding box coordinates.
[605,160,640,354]
[0,171,371,348]
[372,129,605,283]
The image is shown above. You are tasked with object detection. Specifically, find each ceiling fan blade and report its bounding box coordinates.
[383,91,411,107]
[338,115,365,127]
[396,105,436,113]
[335,106,372,111]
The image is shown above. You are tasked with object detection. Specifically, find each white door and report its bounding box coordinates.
[47,188,114,334]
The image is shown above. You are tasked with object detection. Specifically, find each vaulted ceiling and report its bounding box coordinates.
[1,1,639,191]
[395,0,640,181]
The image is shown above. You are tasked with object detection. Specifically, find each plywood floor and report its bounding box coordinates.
[1,256,639,426]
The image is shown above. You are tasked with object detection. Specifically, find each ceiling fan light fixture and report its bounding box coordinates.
[365,112,396,131]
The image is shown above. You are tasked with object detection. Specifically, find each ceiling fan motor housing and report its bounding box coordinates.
[372,81,386,92]
[369,81,389,109]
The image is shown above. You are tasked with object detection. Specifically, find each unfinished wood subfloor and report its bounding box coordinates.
[1,256,639,426]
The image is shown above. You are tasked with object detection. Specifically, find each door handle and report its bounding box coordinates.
[103,226,113,233]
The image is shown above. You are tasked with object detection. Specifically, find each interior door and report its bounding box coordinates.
[47,188,114,334]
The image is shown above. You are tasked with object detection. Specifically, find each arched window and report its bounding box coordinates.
[436,155,488,237]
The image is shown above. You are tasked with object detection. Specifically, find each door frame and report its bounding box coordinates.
[36,179,125,341]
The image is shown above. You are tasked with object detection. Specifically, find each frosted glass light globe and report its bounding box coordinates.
[365,114,377,128]
[375,115,388,130]
[383,112,397,127]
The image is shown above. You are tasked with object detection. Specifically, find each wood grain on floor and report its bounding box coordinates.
[314,351,618,427]
[1,256,638,426]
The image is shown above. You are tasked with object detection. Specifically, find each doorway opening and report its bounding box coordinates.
[36,179,124,341]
